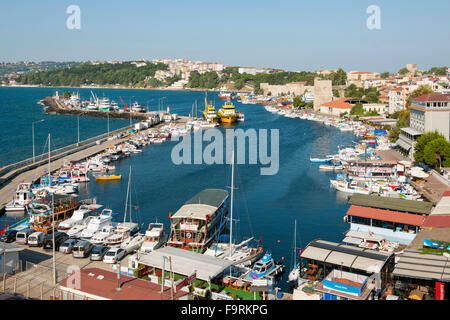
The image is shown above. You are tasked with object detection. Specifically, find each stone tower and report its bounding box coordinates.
[313,79,333,111]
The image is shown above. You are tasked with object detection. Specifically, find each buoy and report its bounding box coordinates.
[281,257,284,261]
[277,240,280,243]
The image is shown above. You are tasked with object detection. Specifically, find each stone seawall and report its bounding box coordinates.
[40,96,152,121]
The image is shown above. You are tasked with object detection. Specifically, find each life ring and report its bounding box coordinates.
[251,273,258,280]
[186,233,192,239]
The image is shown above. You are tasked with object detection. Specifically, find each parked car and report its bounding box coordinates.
[43,232,69,250]
[72,240,94,258]
[15,229,34,245]
[59,238,78,254]
[90,246,110,261]
[28,232,45,247]
[0,230,18,243]
[103,247,126,264]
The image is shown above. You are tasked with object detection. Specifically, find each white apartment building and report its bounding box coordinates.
[388,87,407,114]
[397,94,450,158]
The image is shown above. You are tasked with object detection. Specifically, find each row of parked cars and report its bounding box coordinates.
[0,228,127,264]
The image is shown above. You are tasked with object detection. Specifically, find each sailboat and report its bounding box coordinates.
[204,150,264,266]
[104,166,140,246]
[287,220,300,283]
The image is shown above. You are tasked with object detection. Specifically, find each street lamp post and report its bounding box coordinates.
[32,119,45,162]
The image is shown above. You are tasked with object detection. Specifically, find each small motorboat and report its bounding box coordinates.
[310,157,332,163]
[94,174,122,181]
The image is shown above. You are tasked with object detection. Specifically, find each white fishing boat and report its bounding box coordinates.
[79,209,114,239]
[139,222,166,253]
[90,224,117,245]
[310,157,332,163]
[57,203,102,231]
[5,183,34,213]
[120,233,145,253]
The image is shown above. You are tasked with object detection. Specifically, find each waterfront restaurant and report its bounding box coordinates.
[344,205,425,245]
[135,246,235,282]
[299,239,394,299]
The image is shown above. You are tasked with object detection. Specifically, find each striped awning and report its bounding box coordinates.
[396,139,412,151]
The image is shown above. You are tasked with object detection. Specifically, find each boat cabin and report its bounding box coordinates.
[168,189,229,252]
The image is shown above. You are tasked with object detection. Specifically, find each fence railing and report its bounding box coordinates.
[0,124,134,187]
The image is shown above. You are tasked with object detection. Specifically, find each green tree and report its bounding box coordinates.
[381,72,390,78]
[332,89,340,98]
[429,67,447,76]
[293,95,307,109]
[398,68,409,75]
[350,102,364,116]
[414,131,446,163]
[423,138,450,169]
[406,85,435,107]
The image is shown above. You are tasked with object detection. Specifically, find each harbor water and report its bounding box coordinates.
[0,87,355,290]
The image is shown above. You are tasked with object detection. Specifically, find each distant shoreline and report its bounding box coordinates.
[1,84,249,93]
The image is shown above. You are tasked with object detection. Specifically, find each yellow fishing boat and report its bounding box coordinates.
[202,95,220,123]
[94,174,122,181]
[218,98,238,124]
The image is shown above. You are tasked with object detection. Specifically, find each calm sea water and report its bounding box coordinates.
[0,87,355,290]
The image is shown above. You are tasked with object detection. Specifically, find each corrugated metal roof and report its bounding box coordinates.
[347,205,425,226]
[392,251,450,282]
[137,246,233,281]
[348,194,433,215]
[300,239,392,273]
[185,189,228,208]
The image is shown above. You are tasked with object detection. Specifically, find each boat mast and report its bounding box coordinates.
[124,166,131,224]
[293,220,297,269]
[229,149,234,257]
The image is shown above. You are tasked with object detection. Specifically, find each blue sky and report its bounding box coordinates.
[0,0,449,72]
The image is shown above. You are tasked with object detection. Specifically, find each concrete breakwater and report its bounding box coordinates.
[41,96,155,121]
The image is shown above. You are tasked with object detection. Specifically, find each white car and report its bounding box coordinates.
[103,247,126,264]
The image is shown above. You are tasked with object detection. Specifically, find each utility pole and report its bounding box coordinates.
[52,192,56,285]
[116,260,121,291]
[230,149,234,257]
[169,256,174,300]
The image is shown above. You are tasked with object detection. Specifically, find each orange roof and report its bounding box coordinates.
[321,98,353,109]
[347,205,425,226]
[422,215,450,228]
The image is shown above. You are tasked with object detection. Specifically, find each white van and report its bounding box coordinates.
[28,231,45,247]
[16,228,34,244]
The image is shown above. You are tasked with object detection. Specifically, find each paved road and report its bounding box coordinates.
[0,134,131,209]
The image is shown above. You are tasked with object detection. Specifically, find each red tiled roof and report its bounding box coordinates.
[422,215,450,228]
[60,268,188,300]
[321,98,353,109]
[413,94,450,102]
[347,205,425,226]
[442,191,450,197]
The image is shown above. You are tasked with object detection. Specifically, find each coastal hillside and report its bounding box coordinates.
[16,61,169,88]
